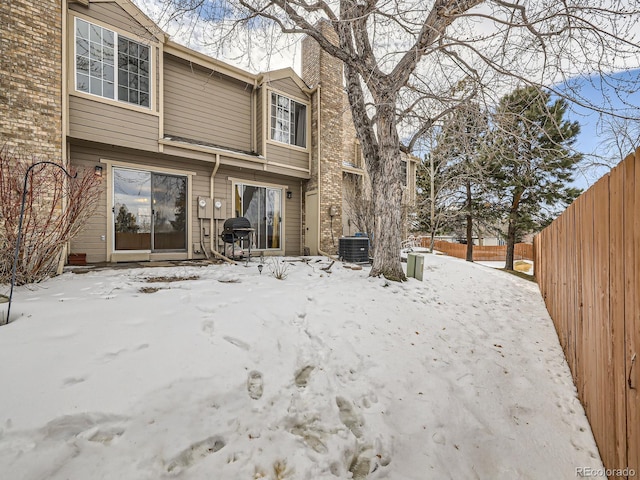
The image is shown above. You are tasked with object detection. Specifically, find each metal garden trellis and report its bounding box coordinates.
[3,161,77,325]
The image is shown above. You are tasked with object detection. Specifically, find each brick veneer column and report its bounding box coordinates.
[301,21,344,255]
[0,0,63,163]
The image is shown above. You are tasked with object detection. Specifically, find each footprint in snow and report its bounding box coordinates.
[166,436,226,474]
[62,376,86,387]
[223,336,249,350]
[336,396,364,438]
[291,311,307,327]
[201,320,215,335]
[294,365,315,387]
[247,371,264,400]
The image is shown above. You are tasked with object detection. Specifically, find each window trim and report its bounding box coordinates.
[111,165,189,253]
[71,14,156,113]
[267,89,309,151]
[100,159,194,261]
[231,178,287,252]
[401,159,408,187]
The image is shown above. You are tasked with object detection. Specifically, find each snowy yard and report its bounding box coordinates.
[0,254,601,479]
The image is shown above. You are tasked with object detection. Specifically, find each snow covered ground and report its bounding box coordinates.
[0,254,601,479]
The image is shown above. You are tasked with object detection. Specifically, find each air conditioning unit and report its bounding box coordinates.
[338,237,369,263]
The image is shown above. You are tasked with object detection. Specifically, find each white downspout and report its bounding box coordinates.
[207,154,236,264]
[209,152,220,253]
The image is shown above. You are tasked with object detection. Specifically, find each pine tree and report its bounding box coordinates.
[416,102,491,260]
[486,86,582,270]
[115,205,139,233]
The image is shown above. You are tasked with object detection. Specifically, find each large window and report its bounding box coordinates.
[270,93,307,148]
[75,18,150,108]
[234,183,283,250]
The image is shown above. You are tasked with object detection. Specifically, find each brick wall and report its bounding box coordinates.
[0,0,63,163]
[301,21,344,254]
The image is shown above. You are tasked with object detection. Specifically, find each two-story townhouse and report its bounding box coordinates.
[64,0,314,262]
[1,0,416,264]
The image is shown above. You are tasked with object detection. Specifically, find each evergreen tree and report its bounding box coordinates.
[115,205,139,233]
[417,102,491,260]
[486,86,582,270]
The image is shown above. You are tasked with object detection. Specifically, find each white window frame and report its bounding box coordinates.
[74,17,151,108]
[111,166,189,253]
[270,92,307,148]
[232,180,285,251]
[401,159,408,187]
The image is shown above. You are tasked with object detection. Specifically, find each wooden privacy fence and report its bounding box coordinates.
[421,239,533,262]
[534,147,639,477]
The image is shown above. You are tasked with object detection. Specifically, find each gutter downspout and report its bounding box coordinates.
[57,1,69,275]
[209,152,220,252]
[315,84,337,260]
[207,154,236,264]
[208,153,238,265]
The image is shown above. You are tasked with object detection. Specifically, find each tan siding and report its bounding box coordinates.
[268,78,308,102]
[69,96,159,151]
[267,142,309,171]
[163,55,253,152]
[69,147,109,262]
[69,2,152,40]
[213,166,302,255]
[69,144,302,260]
[69,143,213,262]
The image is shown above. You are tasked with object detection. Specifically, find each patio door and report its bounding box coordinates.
[113,167,186,252]
[235,183,282,250]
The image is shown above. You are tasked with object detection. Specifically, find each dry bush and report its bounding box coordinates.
[269,258,289,280]
[0,145,102,285]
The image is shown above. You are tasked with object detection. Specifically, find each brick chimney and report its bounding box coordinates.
[301,21,345,254]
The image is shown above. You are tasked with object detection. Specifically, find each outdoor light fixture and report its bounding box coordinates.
[286,191,292,199]
[95,165,103,176]
[258,264,263,274]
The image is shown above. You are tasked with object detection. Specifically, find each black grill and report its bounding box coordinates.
[220,217,253,259]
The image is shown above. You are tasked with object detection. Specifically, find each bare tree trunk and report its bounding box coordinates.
[369,105,406,281]
[465,180,473,262]
[430,152,435,252]
[505,188,523,271]
[505,217,517,271]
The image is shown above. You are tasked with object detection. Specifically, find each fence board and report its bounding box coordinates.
[578,188,594,424]
[593,177,611,463]
[628,150,639,474]
[567,203,578,377]
[427,240,533,263]
[535,147,639,479]
[609,161,627,469]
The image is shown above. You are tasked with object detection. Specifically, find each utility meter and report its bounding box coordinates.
[197,197,213,219]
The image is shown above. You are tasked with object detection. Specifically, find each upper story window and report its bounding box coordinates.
[75,18,150,108]
[270,93,306,148]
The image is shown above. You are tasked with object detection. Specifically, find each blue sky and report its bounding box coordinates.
[560,69,640,190]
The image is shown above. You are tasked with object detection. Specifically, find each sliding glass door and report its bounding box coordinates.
[152,174,187,250]
[234,183,282,250]
[113,167,186,252]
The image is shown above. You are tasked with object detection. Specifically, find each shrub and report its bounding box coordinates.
[0,145,102,285]
[269,258,289,280]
